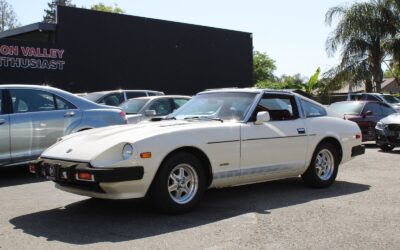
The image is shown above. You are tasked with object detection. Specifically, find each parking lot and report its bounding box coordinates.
[0,145,399,250]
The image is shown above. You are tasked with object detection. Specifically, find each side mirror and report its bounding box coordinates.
[362,110,373,118]
[145,110,157,117]
[255,111,270,125]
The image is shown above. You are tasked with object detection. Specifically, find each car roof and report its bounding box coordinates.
[330,100,380,105]
[128,95,191,100]
[198,87,324,108]
[0,84,113,110]
[88,89,164,95]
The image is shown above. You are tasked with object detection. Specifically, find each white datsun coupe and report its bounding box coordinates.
[32,88,365,214]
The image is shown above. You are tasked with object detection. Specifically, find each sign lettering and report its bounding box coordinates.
[0,45,65,70]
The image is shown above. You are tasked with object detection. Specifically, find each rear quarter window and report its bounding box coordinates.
[302,100,327,117]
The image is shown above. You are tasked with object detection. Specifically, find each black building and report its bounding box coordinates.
[0,6,253,95]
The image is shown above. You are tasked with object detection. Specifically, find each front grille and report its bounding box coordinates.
[388,124,400,131]
[387,136,400,143]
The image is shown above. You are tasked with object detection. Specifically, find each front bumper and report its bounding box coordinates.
[30,158,144,194]
[351,145,365,157]
[376,128,400,147]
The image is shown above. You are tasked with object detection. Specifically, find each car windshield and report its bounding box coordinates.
[171,92,257,121]
[83,92,106,102]
[328,102,364,116]
[381,95,400,104]
[119,99,149,114]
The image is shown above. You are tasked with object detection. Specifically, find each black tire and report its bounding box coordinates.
[380,144,394,152]
[302,142,339,188]
[150,152,206,214]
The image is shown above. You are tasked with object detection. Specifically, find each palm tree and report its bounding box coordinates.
[325,0,398,92]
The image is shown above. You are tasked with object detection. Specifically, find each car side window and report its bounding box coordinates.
[149,99,173,116]
[381,103,395,116]
[100,93,124,106]
[147,92,157,96]
[363,103,382,116]
[126,92,146,99]
[9,89,56,113]
[55,95,77,110]
[302,100,327,117]
[363,95,379,101]
[253,94,299,121]
[173,98,189,109]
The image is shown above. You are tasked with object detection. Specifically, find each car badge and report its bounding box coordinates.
[66,149,73,153]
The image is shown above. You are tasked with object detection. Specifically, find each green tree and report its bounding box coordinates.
[43,0,75,23]
[90,3,125,14]
[0,0,19,32]
[279,73,305,86]
[253,51,276,84]
[255,80,291,90]
[325,0,398,92]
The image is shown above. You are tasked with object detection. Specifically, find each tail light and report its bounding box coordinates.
[355,133,361,140]
[119,111,128,124]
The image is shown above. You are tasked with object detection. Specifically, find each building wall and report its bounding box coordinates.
[0,6,253,95]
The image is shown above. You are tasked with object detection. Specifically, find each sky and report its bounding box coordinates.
[8,0,356,78]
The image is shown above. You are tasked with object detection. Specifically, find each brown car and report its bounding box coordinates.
[328,101,396,141]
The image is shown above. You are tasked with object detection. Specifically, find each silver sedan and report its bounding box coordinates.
[0,85,127,167]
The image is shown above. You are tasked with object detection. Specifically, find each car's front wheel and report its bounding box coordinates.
[380,144,394,152]
[302,142,339,188]
[150,152,206,214]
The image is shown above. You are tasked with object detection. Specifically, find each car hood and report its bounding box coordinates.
[41,120,222,161]
[380,113,400,124]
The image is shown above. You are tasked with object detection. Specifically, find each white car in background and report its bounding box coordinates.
[119,95,190,124]
[32,88,365,214]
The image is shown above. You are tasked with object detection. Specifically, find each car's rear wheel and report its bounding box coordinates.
[380,144,394,152]
[150,152,206,214]
[302,142,339,188]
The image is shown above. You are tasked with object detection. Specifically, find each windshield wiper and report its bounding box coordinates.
[184,116,224,123]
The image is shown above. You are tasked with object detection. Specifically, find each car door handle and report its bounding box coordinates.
[0,119,5,125]
[297,128,306,134]
[64,111,75,117]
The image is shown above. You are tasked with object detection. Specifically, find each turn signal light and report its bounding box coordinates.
[76,172,94,181]
[355,134,361,140]
[140,152,152,158]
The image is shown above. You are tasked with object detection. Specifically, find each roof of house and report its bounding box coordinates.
[332,78,399,94]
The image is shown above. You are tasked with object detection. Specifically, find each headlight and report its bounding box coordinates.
[376,122,385,130]
[122,144,134,160]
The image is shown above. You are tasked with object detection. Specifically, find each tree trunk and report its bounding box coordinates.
[374,70,383,93]
[371,42,384,93]
[365,79,373,92]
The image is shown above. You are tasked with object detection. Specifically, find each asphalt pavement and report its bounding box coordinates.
[0,145,399,249]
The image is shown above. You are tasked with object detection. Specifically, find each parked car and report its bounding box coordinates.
[0,85,127,167]
[328,101,396,141]
[375,113,400,151]
[119,95,190,123]
[32,88,364,214]
[83,90,165,106]
[347,93,400,112]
